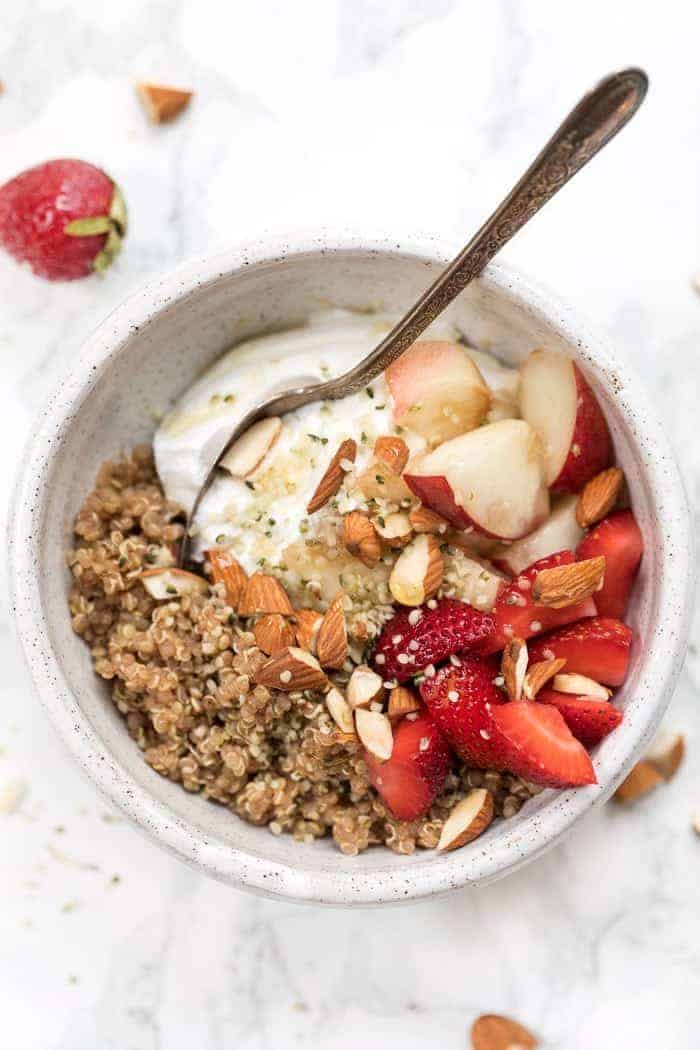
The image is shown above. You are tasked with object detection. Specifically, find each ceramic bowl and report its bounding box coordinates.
[9,232,694,905]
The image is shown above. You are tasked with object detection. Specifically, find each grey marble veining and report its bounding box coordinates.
[0,1,699,1047]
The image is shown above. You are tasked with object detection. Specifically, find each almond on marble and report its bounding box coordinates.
[136,81,193,123]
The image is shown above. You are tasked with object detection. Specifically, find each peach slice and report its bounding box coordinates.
[404,419,549,540]
[386,341,490,445]
[492,494,583,576]
[219,416,282,478]
[519,349,612,492]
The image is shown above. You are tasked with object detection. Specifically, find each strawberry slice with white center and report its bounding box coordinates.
[372,598,495,683]
[364,709,452,821]
[491,702,597,787]
[481,550,597,654]
[419,656,507,768]
[537,689,623,748]
[528,616,632,687]
[577,509,643,619]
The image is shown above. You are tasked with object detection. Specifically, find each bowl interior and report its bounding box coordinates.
[13,242,685,903]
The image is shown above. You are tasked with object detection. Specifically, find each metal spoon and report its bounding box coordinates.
[180,66,647,566]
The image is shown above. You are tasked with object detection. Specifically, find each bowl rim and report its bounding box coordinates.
[9,230,695,905]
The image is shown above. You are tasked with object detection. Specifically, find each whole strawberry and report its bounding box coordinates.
[0,159,127,280]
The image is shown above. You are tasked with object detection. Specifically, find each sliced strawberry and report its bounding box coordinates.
[537,689,623,748]
[482,550,597,654]
[491,702,597,787]
[365,709,452,821]
[372,598,494,683]
[529,616,632,686]
[577,509,643,618]
[419,656,507,768]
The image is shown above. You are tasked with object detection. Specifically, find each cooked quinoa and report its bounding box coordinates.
[67,446,542,855]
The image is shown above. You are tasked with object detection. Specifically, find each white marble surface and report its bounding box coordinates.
[1,2,699,1047]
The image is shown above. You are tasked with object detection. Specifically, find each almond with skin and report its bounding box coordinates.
[136,82,193,123]
[255,646,327,692]
[238,572,294,617]
[294,608,323,653]
[325,687,355,735]
[501,638,528,702]
[374,435,409,474]
[373,511,413,548]
[576,467,624,528]
[553,672,611,700]
[471,1013,539,1050]
[346,665,384,709]
[644,730,685,781]
[316,593,348,669]
[408,504,450,534]
[387,685,421,719]
[389,534,443,606]
[206,549,248,607]
[307,438,357,513]
[614,759,664,803]
[437,788,494,852]
[253,614,295,656]
[341,511,381,568]
[355,709,393,761]
[522,657,567,700]
[532,555,605,609]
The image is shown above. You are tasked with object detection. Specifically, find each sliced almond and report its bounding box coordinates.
[523,657,567,700]
[532,555,605,609]
[387,685,421,719]
[373,511,413,548]
[206,548,248,607]
[374,435,409,474]
[346,665,384,709]
[253,613,295,656]
[140,567,208,600]
[471,1013,539,1050]
[644,729,685,781]
[614,760,664,803]
[238,572,293,617]
[307,438,357,514]
[576,467,624,528]
[389,534,443,607]
[552,672,611,701]
[136,82,193,123]
[355,708,393,761]
[255,646,327,692]
[437,788,494,852]
[219,417,282,478]
[316,592,348,669]
[325,687,355,735]
[341,511,381,568]
[294,608,323,654]
[501,638,528,702]
[408,505,450,535]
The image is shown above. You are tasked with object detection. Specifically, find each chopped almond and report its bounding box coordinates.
[140,567,208,600]
[523,657,567,700]
[614,760,664,803]
[355,709,393,761]
[373,511,413,548]
[346,665,384,709]
[341,511,381,568]
[389,534,443,606]
[238,572,293,617]
[206,548,248,607]
[387,685,421,719]
[255,646,327,692]
[307,438,356,514]
[471,1013,538,1050]
[408,505,450,534]
[374,435,409,474]
[576,467,624,528]
[316,593,348,669]
[219,417,282,478]
[644,729,685,781]
[437,788,494,852]
[552,672,611,701]
[532,555,605,608]
[136,82,193,124]
[294,608,323,654]
[501,638,528,702]
[253,613,295,656]
[355,463,413,503]
[325,687,355,735]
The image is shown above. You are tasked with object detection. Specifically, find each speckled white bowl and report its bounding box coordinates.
[9,232,694,905]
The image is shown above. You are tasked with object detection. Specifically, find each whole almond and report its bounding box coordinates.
[341,511,381,568]
[437,789,494,852]
[614,760,664,803]
[294,608,323,653]
[374,435,409,475]
[501,638,528,702]
[532,555,605,609]
[307,438,357,514]
[471,1013,538,1050]
[387,685,421,719]
[206,549,248,607]
[408,505,450,535]
[253,613,295,656]
[576,467,624,528]
[522,657,567,700]
[238,572,294,617]
[255,646,327,692]
[316,593,348,669]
